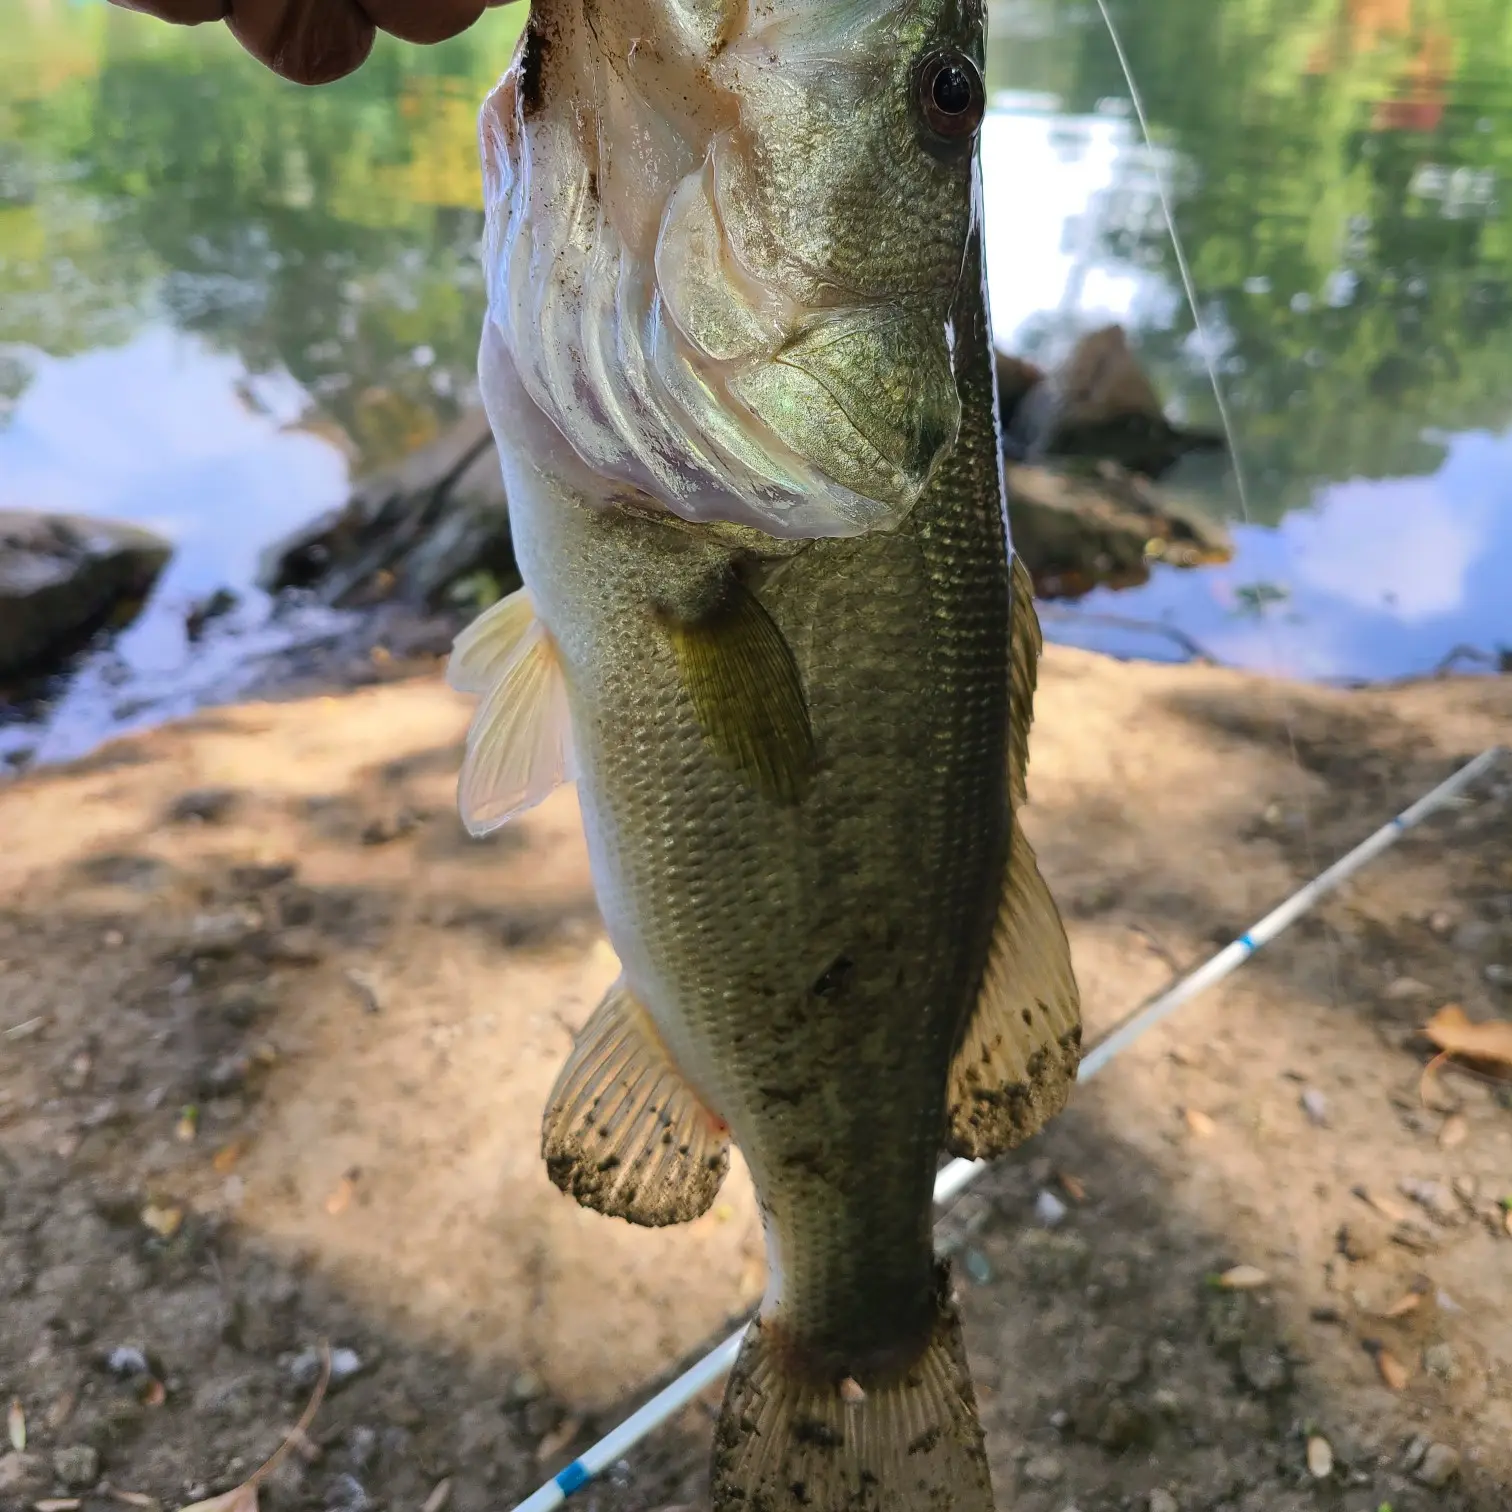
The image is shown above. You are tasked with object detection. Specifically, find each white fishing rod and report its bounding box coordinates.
[511,744,1504,1512]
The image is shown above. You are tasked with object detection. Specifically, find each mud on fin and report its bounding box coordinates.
[446,587,575,836]
[542,978,730,1227]
[710,1262,994,1512]
[662,582,815,805]
[944,553,1082,1159]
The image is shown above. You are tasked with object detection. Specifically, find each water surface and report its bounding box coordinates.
[2,0,1508,763]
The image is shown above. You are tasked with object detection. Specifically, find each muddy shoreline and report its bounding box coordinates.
[1,648,1509,1512]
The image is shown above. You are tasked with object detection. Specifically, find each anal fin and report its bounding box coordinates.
[662,581,815,805]
[446,586,575,836]
[542,978,730,1227]
[711,1262,994,1512]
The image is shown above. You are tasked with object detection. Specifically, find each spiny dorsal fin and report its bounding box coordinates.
[542,978,730,1227]
[663,582,815,805]
[447,587,575,836]
[1009,551,1042,811]
[711,1262,994,1512]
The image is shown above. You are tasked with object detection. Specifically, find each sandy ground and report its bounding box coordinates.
[0,644,1509,1512]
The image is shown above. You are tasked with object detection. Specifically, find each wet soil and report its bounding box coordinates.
[1,647,1509,1512]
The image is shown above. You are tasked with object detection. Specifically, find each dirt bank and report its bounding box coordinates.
[1,647,1509,1512]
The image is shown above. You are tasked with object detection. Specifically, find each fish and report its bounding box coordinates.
[448,2,1083,1508]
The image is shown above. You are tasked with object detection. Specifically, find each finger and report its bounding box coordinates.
[227,0,376,85]
[107,0,227,20]
[359,0,486,45]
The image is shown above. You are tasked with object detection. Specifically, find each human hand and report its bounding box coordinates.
[107,1,506,86]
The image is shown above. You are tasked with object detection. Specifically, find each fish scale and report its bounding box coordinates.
[450,2,1083,1505]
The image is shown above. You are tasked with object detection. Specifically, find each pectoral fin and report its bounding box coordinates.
[945,557,1082,1158]
[446,587,576,836]
[663,582,816,804]
[542,978,730,1227]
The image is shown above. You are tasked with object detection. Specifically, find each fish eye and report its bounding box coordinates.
[917,50,985,142]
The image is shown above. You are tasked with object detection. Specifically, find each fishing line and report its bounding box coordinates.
[507,747,1503,1512]
[1089,0,1349,1025]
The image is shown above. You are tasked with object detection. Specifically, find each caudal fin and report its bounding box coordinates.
[710,1265,993,1512]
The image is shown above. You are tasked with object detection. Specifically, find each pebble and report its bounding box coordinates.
[290,1347,364,1388]
[1300,1088,1329,1125]
[325,1471,369,1509]
[1023,1454,1063,1485]
[961,1248,993,1284]
[1423,1342,1459,1381]
[1035,1190,1069,1227]
[105,1346,149,1379]
[508,1371,544,1404]
[0,1452,45,1495]
[1148,1492,1179,1512]
[52,1444,99,1488]
[1238,1343,1289,1394]
[1399,1178,1461,1224]
[1414,1442,1462,1488]
[347,1426,378,1471]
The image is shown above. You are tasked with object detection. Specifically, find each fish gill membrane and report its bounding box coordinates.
[476,0,992,539]
[455,2,1085,1509]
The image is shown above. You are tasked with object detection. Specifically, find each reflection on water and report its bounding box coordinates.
[983,0,1512,680]
[0,0,1508,765]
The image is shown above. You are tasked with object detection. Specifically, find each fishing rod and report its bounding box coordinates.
[510,744,1505,1512]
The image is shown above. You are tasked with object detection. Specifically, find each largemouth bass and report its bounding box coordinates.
[450,2,1082,1507]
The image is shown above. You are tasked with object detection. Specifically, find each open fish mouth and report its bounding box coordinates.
[478,0,983,539]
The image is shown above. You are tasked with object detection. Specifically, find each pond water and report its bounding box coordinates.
[2,0,1509,764]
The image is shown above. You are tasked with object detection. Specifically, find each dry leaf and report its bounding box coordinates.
[1382,1292,1422,1319]
[141,1203,184,1239]
[1216,1264,1270,1291]
[535,1415,583,1465]
[1502,1200,1512,1239]
[46,1389,76,1430]
[175,1108,199,1144]
[8,1396,24,1451]
[1421,1005,1512,1075]
[1306,1434,1334,1478]
[1185,1108,1217,1138]
[1355,1187,1410,1224]
[107,1492,159,1509]
[139,1378,167,1408]
[36,1501,83,1512]
[176,1342,331,1512]
[1438,1114,1469,1149]
[421,1480,452,1512]
[1057,1173,1087,1202]
[213,1140,248,1175]
[324,1175,356,1217]
[1375,1347,1410,1391]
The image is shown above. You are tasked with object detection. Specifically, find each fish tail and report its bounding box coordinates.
[710,1264,993,1512]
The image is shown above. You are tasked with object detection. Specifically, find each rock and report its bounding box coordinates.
[1414,1442,1461,1487]
[290,1345,364,1388]
[1423,1342,1458,1381]
[258,409,510,612]
[1024,1454,1064,1485]
[1148,1492,1180,1512]
[105,1345,150,1378]
[347,1425,378,1471]
[1238,1342,1289,1394]
[0,510,171,678]
[53,1442,100,1488]
[999,326,1227,480]
[325,1471,369,1509]
[0,1451,46,1497]
[1004,461,1231,603]
[1300,1087,1329,1125]
[1035,1190,1069,1227]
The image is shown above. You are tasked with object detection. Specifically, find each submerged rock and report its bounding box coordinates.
[0,510,171,679]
